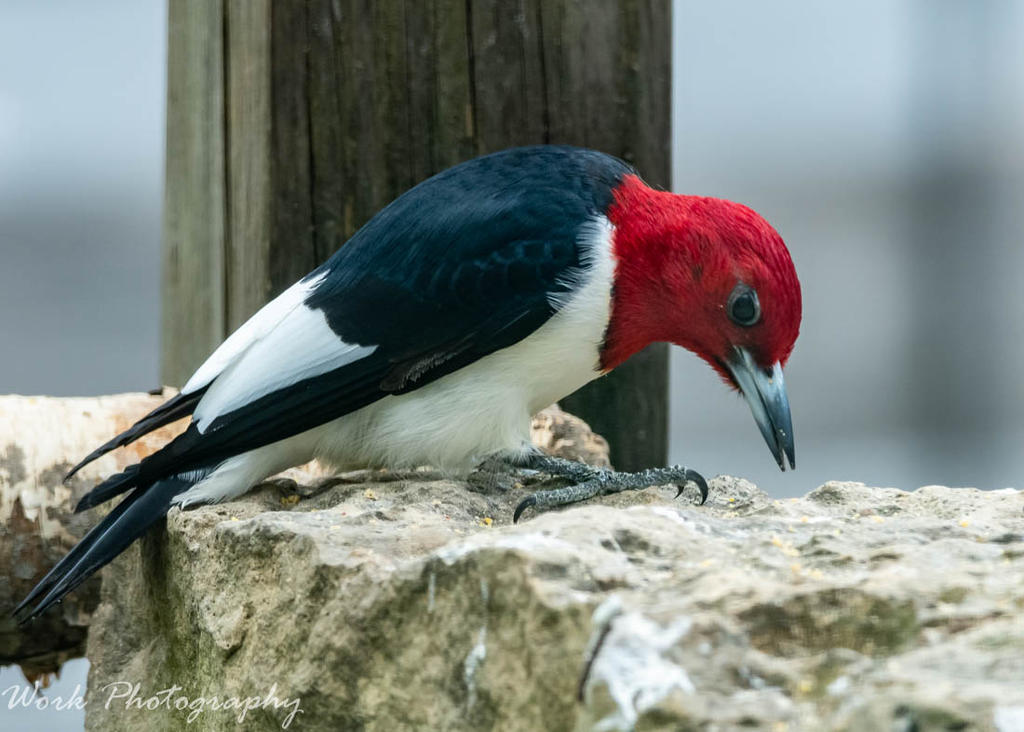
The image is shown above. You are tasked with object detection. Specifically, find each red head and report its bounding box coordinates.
[603,175,802,470]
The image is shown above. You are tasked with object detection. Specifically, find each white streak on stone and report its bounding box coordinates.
[463,626,487,709]
[826,675,850,696]
[995,706,1024,732]
[645,506,690,526]
[584,605,695,732]
[435,532,576,565]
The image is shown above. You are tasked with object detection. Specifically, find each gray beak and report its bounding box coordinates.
[727,347,795,471]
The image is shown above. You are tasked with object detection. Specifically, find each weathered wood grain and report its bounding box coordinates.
[269,0,317,291]
[161,0,227,387]
[162,0,671,469]
[225,0,273,331]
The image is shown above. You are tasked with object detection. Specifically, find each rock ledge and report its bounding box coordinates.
[86,477,1024,731]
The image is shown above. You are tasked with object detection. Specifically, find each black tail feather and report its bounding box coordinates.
[74,465,143,513]
[14,485,142,618]
[64,389,206,482]
[15,475,196,624]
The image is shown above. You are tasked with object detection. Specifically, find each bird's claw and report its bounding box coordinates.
[673,468,709,505]
[513,495,536,524]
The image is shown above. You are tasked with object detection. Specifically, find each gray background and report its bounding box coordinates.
[670,0,1024,498]
[1,1,164,727]
[3,1,1023,729]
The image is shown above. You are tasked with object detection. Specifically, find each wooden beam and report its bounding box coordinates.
[161,0,227,386]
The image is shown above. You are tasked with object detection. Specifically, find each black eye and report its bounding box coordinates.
[728,285,761,327]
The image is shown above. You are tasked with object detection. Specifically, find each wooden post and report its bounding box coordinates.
[162,0,671,470]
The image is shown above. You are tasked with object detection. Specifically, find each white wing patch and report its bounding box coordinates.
[192,302,377,433]
[182,272,328,395]
[192,303,376,432]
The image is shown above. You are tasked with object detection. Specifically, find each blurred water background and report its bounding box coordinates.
[3,1,1024,729]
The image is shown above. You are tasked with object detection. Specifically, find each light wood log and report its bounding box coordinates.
[0,389,186,679]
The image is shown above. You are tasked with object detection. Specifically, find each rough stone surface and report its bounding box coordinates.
[530,404,611,469]
[84,474,1024,731]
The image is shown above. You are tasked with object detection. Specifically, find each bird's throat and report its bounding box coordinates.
[600,176,700,370]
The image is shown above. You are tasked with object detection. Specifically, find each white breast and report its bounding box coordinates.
[311,216,617,471]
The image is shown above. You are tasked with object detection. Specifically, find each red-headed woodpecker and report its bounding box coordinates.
[16,145,801,621]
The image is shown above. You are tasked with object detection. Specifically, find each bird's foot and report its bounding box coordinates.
[466,450,574,493]
[509,454,709,522]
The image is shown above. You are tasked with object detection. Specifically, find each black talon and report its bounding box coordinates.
[513,495,536,523]
[674,469,709,505]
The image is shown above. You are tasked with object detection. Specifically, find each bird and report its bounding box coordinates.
[15,145,801,622]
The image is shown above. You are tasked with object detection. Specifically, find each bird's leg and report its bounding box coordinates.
[479,451,709,522]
